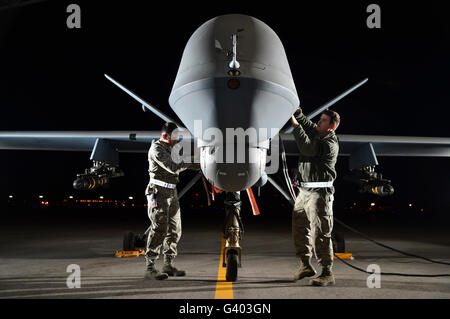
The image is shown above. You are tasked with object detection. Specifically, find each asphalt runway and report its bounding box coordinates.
[1,208,450,299]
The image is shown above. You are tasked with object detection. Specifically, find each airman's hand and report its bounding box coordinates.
[294,106,302,117]
[291,115,300,127]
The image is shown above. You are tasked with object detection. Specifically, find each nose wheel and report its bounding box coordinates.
[222,191,243,282]
[222,228,242,282]
[225,250,239,282]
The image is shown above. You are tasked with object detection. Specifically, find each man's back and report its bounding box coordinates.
[148,139,180,185]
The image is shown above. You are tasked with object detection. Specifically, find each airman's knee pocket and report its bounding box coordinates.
[316,194,333,216]
[324,194,334,216]
[318,215,333,237]
[150,206,169,229]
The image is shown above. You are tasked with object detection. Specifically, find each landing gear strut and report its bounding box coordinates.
[222,192,243,282]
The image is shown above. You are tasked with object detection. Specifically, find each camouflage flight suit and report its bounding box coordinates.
[292,112,339,269]
[144,139,198,263]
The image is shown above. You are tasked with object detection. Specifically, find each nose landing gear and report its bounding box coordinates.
[223,227,242,282]
[222,192,244,282]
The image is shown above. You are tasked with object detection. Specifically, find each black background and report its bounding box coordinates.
[0,0,449,221]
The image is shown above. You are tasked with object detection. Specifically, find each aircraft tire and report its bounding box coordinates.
[226,250,238,282]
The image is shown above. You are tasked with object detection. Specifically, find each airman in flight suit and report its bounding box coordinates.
[290,107,340,286]
[144,122,199,280]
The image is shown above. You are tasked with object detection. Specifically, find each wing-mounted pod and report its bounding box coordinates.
[73,138,124,190]
[344,143,394,196]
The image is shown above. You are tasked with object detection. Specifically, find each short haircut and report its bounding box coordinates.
[161,122,178,135]
[322,109,340,130]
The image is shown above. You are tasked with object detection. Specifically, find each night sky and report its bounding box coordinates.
[0,1,449,219]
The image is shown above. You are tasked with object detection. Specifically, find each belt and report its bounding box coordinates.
[150,178,176,189]
[300,181,333,188]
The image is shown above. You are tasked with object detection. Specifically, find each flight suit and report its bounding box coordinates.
[144,139,198,264]
[291,112,339,270]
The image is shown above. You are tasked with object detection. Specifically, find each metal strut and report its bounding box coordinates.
[222,191,243,268]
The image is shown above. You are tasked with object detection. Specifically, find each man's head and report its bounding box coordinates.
[161,122,179,146]
[316,109,340,136]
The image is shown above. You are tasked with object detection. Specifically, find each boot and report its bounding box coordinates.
[162,255,186,277]
[293,258,317,281]
[310,266,335,286]
[144,258,168,280]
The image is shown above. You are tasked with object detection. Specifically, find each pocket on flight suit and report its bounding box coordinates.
[146,185,159,209]
[154,189,171,225]
[323,194,334,216]
[148,192,158,209]
[293,189,307,212]
[305,192,325,215]
[292,189,311,229]
[148,187,166,225]
[316,194,334,237]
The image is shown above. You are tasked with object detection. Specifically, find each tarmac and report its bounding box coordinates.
[0,208,450,299]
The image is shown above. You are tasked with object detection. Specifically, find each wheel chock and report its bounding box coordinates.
[333,253,353,260]
[114,249,145,258]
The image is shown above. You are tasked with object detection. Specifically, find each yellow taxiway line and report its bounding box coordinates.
[214,238,234,299]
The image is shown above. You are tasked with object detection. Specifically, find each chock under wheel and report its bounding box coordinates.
[114,249,145,258]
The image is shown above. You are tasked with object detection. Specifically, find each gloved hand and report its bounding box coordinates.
[294,106,302,117]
